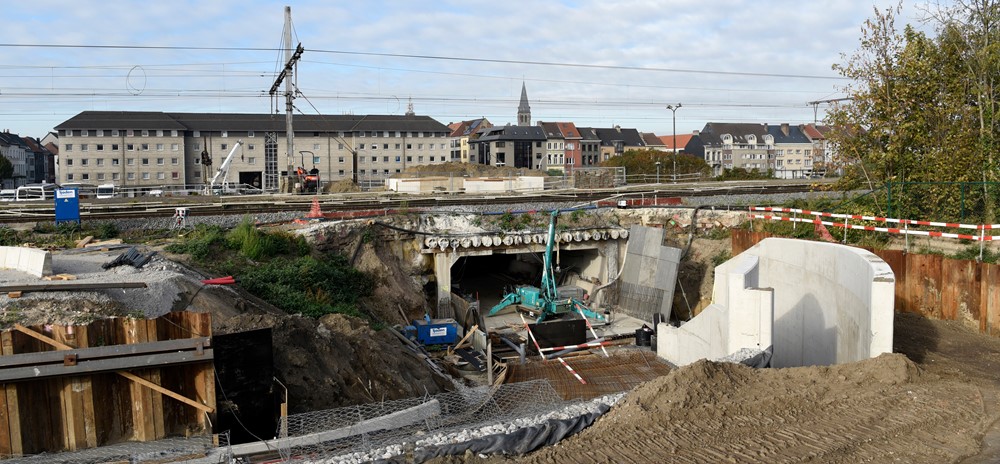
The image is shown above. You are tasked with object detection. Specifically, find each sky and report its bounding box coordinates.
[0,0,932,139]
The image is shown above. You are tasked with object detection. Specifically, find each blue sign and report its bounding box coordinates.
[54,188,80,224]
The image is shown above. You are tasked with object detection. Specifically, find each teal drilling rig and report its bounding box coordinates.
[487,210,607,324]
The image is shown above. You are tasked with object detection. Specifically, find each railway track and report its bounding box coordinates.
[0,180,828,223]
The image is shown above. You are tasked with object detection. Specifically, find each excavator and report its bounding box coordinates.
[206,140,243,195]
[487,210,607,324]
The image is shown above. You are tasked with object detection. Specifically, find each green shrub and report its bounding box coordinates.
[239,254,373,318]
[93,222,119,240]
[0,227,20,246]
[165,224,227,260]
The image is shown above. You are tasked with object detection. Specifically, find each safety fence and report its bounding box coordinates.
[748,206,1000,241]
[731,229,1000,338]
[275,379,565,462]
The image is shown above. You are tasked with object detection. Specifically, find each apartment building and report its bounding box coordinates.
[448,118,491,163]
[54,111,452,190]
[0,132,34,189]
[688,122,817,178]
[469,125,546,169]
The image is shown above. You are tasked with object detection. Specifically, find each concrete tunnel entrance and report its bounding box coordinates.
[450,248,603,315]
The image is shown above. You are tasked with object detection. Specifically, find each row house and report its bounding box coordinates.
[801,124,835,176]
[538,122,566,171]
[55,111,452,190]
[0,132,36,188]
[448,118,491,163]
[687,122,816,178]
[469,125,546,169]
[22,136,55,184]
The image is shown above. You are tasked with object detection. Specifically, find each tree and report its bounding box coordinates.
[0,156,12,184]
[600,149,710,181]
[827,2,995,220]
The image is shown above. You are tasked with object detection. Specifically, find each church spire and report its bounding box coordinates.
[517,82,531,126]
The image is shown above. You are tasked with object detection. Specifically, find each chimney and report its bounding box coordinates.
[781,123,790,136]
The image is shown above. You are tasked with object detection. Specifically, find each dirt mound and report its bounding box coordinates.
[324,179,362,193]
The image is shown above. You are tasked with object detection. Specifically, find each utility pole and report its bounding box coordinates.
[269,6,303,190]
[807,98,851,123]
[666,103,681,183]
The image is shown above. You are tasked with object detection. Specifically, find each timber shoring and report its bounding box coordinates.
[0,312,215,457]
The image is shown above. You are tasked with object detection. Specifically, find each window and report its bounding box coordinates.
[171,130,178,137]
[127,172,135,180]
[171,143,179,151]
[406,144,412,149]
[96,144,104,151]
[65,144,73,151]
[81,159,89,166]
[418,143,423,149]
[142,173,150,180]
[337,143,345,150]
[357,144,364,150]
[193,131,200,138]
[156,130,163,137]
[172,172,179,179]
[141,158,149,165]
[371,156,377,162]
[395,156,401,162]
[112,173,120,180]
[338,156,344,163]
[406,156,412,162]
[156,143,163,151]
[156,158,164,165]
[170,158,178,165]
[371,144,378,150]
[221,131,228,138]
[194,142,201,150]
[127,158,134,166]
[194,156,200,165]
[248,144,255,150]
[96,173,105,181]
[418,156,424,162]
[313,143,320,150]
[395,144,400,149]
[126,143,134,151]
[66,159,73,166]
[81,144,89,152]
[430,156,435,162]
[313,156,320,164]
[383,156,389,162]
[221,143,228,150]
[81,130,88,137]
[112,159,119,166]
[248,157,256,164]
[248,131,254,138]
[113,130,120,137]
[141,143,149,151]
[96,159,104,166]
[194,171,201,178]
[141,130,149,137]
[66,173,74,180]
[338,170,345,176]
[383,144,389,149]
[112,144,119,151]
[157,172,165,180]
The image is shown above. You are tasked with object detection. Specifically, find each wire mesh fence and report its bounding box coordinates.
[0,434,220,464]
[276,379,564,462]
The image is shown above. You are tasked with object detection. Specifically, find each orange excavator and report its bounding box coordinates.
[295,167,320,193]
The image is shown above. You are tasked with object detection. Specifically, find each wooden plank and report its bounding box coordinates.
[0,331,19,456]
[983,263,1000,337]
[0,282,147,293]
[74,325,97,449]
[0,350,214,382]
[146,319,165,440]
[124,319,155,442]
[189,312,215,431]
[0,337,211,369]
[904,253,943,318]
[941,258,980,323]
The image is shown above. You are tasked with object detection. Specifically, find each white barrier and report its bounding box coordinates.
[658,238,894,368]
[0,246,52,278]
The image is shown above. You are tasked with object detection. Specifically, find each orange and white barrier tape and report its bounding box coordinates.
[749,207,1000,242]
[557,357,587,384]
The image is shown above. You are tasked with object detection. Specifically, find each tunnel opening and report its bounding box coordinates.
[450,247,604,313]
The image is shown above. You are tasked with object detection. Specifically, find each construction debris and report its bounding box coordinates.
[101,247,157,270]
[43,274,77,281]
[74,236,94,248]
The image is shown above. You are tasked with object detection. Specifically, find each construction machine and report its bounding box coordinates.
[487,210,606,324]
[295,166,320,193]
[207,140,243,195]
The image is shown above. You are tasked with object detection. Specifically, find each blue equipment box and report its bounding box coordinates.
[412,318,459,345]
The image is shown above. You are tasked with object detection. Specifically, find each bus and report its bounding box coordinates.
[15,184,58,201]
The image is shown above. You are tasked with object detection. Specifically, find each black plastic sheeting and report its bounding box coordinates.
[382,404,611,463]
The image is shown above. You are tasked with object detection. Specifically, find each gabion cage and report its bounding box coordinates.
[277,379,564,462]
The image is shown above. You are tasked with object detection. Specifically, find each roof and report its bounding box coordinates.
[448,118,490,137]
[475,125,546,142]
[56,111,451,133]
[538,122,564,138]
[801,124,830,140]
[659,134,694,150]
[518,82,530,113]
[593,127,646,147]
[555,122,580,139]
[767,124,811,144]
[641,133,665,146]
[695,122,771,147]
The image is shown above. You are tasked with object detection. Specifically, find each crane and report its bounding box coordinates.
[488,210,607,323]
[207,140,243,195]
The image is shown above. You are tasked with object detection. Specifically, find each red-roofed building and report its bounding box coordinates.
[659,133,693,154]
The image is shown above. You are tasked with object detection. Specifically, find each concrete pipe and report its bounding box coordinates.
[472,236,481,247]
[523,235,533,244]
[561,233,572,243]
[503,236,514,246]
[610,230,620,240]
[514,235,523,245]
[583,231,592,241]
[460,238,471,248]
[425,237,438,248]
[492,236,502,246]
[572,232,582,242]
[439,241,449,251]
[450,239,460,249]
[620,229,629,239]
[482,236,493,247]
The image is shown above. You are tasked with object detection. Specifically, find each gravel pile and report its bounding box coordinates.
[324,392,626,464]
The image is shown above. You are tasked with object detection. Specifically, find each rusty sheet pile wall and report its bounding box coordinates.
[732,230,1000,337]
[0,312,214,458]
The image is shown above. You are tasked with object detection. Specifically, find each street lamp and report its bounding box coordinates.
[666,103,682,183]
[655,161,661,184]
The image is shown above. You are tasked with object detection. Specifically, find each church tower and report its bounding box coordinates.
[517,82,531,126]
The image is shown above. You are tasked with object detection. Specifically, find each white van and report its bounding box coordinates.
[96,184,116,199]
[0,189,15,201]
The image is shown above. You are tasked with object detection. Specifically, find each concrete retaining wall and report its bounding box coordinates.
[658,238,894,368]
[0,246,51,278]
